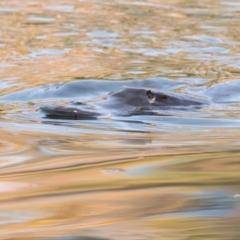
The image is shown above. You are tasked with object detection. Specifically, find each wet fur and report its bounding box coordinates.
[40,87,210,120]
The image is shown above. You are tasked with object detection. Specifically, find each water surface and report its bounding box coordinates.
[0,0,240,239]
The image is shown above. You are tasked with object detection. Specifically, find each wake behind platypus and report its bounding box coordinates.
[40,87,210,120]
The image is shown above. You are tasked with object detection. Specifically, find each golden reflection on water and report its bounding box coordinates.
[0,0,239,93]
[0,128,239,239]
[0,0,240,239]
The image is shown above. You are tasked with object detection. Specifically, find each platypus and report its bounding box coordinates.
[40,87,210,120]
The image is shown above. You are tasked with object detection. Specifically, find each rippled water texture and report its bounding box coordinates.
[0,0,240,239]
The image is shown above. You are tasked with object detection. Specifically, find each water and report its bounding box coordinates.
[0,0,240,239]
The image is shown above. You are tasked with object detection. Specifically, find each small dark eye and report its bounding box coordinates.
[146,90,155,100]
[161,95,168,100]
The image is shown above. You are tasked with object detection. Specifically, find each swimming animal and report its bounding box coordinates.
[40,87,210,120]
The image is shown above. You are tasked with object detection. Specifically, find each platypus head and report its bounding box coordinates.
[145,89,209,107]
[109,87,209,108]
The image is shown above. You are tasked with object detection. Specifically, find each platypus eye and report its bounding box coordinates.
[161,95,168,100]
[146,90,155,100]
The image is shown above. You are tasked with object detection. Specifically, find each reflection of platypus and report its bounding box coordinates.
[41,87,210,120]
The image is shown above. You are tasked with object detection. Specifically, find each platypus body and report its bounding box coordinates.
[41,87,210,120]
